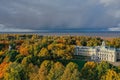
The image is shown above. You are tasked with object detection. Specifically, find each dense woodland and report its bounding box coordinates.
[0,34,120,80]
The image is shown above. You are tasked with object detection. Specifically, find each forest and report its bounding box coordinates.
[0,34,120,80]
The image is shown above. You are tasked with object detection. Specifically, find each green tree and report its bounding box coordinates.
[48,62,65,80]
[6,50,19,62]
[34,60,54,80]
[21,55,32,65]
[4,62,27,80]
[81,61,96,80]
[25,63,39,80]
[38,48,50,58]
[96,61,112,79]
[61,62,80,80]
[101,69,120,80]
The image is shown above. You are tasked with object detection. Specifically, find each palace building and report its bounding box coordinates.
[75,41,120,62]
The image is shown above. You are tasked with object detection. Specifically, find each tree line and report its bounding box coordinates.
[0,34,120,80]
[0,60,120,80]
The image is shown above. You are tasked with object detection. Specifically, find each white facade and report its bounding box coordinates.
[75,41,120,62]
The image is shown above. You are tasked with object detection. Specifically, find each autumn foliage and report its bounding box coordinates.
[0,34,119,80]
[0,62,10,79]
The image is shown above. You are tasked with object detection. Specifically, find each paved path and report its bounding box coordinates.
[109,62,120,66]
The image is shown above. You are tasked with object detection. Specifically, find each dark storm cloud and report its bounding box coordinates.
[0,0,120,30]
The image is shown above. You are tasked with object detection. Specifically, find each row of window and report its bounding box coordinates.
[92,55,114,61]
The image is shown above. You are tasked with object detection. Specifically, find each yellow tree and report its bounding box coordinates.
[4,62,27,80]
[19,44,29,56]
[81,61,96,80]
[61,62,80,80]
[38,48,50,57]
[48,62,65,80]
[47,44,54,50]
[34,60,54,80]
[101,69,120,80]
[0,62,10,79]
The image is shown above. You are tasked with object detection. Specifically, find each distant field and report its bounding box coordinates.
[100,37,117,40]
[0,31,120,37]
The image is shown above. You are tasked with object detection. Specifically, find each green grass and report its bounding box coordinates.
[73,55,90,60]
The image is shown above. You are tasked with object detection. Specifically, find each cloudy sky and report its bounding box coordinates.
[0,0,120,31]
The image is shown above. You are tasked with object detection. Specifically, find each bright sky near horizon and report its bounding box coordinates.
[0,0,120,31]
